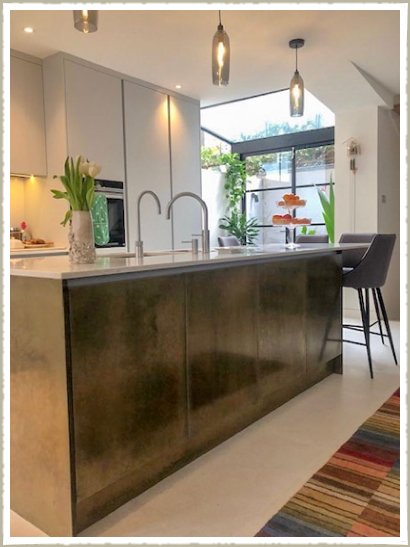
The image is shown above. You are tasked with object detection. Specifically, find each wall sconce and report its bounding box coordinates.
[345,138,361,173]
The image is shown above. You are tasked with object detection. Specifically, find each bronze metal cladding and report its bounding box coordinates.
[67,275,187,504]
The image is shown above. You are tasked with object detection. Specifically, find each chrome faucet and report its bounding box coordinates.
[166,192,210,254]
[136,190,162,259]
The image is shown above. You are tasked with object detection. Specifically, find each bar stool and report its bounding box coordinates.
[339,233,376,267]
[217,236,241,247]
[339,233,387,344]
[342,234,397,378]
[295,234,329,243]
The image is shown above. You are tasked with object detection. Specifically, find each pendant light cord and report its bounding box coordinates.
[295,46,298,71]
[219,10,222,25]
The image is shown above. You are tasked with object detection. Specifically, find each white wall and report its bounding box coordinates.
[11,176,68,246]
[201,169,229,248]
[335,106,379,238]
[377,108,400,319]
[10,177,25,228]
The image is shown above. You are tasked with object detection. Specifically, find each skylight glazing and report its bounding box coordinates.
[201,89,334,143]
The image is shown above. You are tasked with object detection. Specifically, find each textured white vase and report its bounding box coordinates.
[69,211,96,264]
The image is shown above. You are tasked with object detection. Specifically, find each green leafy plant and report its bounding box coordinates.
[300,225,316,236]
[200,146,223,169]
[51,156,101,226]
[219,211,259,245]
[317,177,335,243]
[219,153,247,210]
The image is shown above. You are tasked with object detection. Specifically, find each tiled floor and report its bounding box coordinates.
[10,319,401,538]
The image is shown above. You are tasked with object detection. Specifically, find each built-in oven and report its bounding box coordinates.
[93,179,126,249]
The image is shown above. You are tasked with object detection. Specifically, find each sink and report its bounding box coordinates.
[98,252,135,258]
[98,249,192,259]
[143,249,191,257]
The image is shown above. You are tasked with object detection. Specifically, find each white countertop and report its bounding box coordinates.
[10,243,368,280]
[10,247,68,258]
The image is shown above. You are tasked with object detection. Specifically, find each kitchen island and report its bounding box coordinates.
[10,244,366,536]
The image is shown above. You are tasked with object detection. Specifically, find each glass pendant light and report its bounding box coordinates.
[212,11,230,86]
[289,38,305,117]
[73,10,98,33]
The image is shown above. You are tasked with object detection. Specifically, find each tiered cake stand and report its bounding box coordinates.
[272,200,311,249]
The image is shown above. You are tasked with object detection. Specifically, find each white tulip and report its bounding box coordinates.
[88,163,101,178]
[79,162,89,176]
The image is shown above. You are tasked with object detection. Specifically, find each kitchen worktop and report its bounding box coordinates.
[10,243,368,280]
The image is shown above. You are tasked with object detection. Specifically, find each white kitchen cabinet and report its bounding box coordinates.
[169,96,202,248]
[123,81,172,252]
[10,53,47,176]
[64,60,125,181]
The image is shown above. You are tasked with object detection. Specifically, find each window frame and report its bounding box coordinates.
[230,127,335,236]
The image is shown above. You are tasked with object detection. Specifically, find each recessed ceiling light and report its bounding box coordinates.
[175,84,182,89]
[24,27,34,33]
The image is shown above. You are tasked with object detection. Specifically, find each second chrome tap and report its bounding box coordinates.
[135,190,162,259]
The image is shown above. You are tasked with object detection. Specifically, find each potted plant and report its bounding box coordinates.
[216,152,260,245]
[51,156,101,263]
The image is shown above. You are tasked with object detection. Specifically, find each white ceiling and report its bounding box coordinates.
[10,9,400,110]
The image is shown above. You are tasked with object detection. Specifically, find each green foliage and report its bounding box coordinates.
[219,153,247,210]
[300,225,316,236]
[201,147,260,244]
[200,146,223,169]
[239,114,324,141]
[51,156,97,226]
[219,211,259,245]
[317,177,335,243]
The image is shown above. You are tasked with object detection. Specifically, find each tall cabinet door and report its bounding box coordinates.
[10,55,47,176]
[64,60,125,181]
[169,97,202,248]
[123,81,172,252]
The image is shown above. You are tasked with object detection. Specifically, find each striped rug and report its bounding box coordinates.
[256,389,400,537]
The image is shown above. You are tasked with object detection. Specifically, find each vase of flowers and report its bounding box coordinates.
[51,156,101,264]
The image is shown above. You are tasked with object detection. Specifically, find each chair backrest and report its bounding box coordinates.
[339,233,376,268]
[217,236,241,247]
[342,234,396,289]
[295,234,329,244]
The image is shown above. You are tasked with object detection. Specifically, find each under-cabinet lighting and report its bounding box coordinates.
[10,173,31,179]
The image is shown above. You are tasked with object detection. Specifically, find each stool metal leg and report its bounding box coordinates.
[358,288,374,378]
[376,288,398,365]
[372,288,385,344]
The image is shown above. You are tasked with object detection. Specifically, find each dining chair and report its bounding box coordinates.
[295,234,329,243]
[217,236,241,247]
[342,234,397,378]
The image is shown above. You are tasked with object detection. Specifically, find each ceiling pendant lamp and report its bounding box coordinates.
[212,11,230,86]
[73,10,98,34]
[289,38,305,117]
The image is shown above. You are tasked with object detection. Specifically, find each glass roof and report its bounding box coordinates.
[201,89,335,144]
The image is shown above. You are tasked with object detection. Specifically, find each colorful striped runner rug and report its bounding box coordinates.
[256,389,400,537]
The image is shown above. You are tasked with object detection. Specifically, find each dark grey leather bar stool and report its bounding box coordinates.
[339,233,386,343]
[339,233,376,267]
[217,236,241,247]
[342,234,397,378]
[295,234,329,243]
